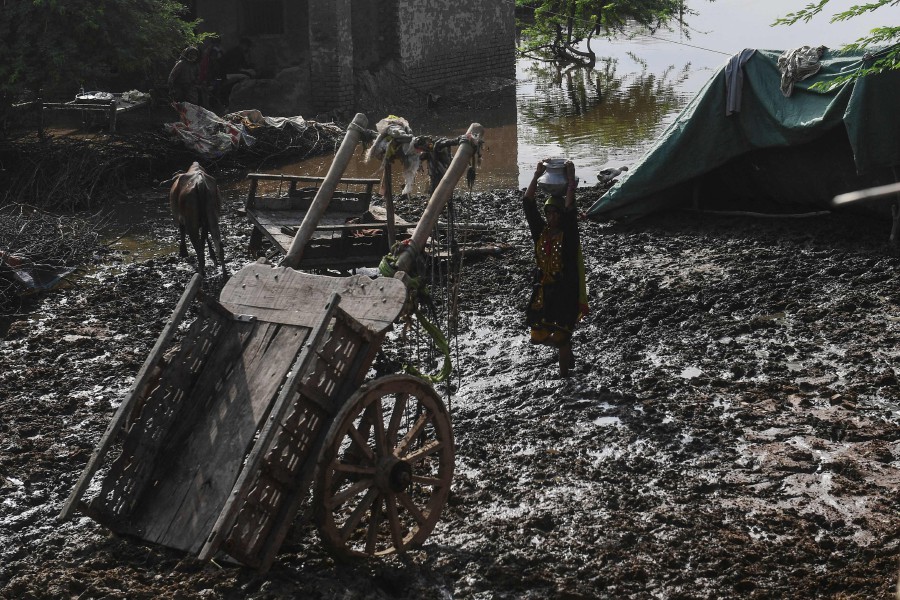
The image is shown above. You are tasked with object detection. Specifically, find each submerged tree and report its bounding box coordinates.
[774,0,900,83]
[0,0,202,102]
[516,0,700,65]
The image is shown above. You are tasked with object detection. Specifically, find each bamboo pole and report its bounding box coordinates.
[394,123,483,273]
[281,113,368,269]
[832,182,900,205]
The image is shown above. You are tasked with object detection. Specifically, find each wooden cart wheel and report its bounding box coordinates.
[315,374,455,558]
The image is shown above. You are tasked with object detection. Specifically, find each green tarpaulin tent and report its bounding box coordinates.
[587,45,900,221]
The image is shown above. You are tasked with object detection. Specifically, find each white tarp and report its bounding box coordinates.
[225,109,309,132]
[164,102,256,158]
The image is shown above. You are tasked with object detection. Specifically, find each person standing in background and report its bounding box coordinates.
[167,46,201,105]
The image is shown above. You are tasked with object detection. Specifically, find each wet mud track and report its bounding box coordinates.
[2,188,899,599]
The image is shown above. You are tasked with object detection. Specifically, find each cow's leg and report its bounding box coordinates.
[207,215,227,277]
[178,222,189,257]
[206,235,218,266]
[184,203,205,279]
[248,227,263,257]
[188,227,206,280]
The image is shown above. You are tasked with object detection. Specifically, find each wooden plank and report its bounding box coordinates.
[253,195,367,213]
[132,318,312,552]
[59,274,202,521]
[369,205,412,226]
[218,263,406,334]
[86,304,228,531]
[250,208,361,228]
[43,102,112,110]
[247,173,380,186]
[198,293,341,563]
[280,222,413,233]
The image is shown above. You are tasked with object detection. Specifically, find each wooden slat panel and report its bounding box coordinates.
[227,306,380,570]
[86,301,225,529]
[129,319,311,552]
[219,264,406,334]
[60,274,202,521]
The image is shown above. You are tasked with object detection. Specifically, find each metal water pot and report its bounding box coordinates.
[537,158,578,196]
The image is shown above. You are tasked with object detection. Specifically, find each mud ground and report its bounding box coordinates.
[2,183,900,599]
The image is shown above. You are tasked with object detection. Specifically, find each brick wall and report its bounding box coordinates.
[396,0,515,90]
[308,0,355,112]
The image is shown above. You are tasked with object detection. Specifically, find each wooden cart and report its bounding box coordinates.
[60,116,483,572]
[244,172,412,270]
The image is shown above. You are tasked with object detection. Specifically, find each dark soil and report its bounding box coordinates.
[2,178,900,599]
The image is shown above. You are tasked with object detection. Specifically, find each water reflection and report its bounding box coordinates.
[517,56,692,180]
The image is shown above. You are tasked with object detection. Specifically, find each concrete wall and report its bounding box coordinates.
[396,0,515,90]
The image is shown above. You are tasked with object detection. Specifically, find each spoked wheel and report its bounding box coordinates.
[315,374,455,558]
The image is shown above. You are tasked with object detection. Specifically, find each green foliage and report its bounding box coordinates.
[773,0,900,84]
[516,0,696,63]
[0,0,203,100]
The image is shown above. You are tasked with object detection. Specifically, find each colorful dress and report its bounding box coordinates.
[523,196,588,346]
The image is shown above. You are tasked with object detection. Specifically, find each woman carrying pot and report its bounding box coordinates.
[522,159,589,378]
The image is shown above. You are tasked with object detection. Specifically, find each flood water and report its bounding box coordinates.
[287,0,892,191]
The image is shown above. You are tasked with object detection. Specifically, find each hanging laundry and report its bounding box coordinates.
[777,45,826,97]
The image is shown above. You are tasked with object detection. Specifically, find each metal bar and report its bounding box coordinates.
[281,113,369,268]
[58,273,203,521]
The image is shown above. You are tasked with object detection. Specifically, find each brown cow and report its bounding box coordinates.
[165,162,226,281]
